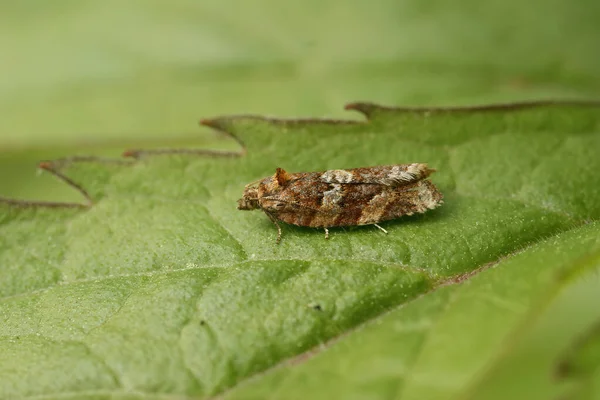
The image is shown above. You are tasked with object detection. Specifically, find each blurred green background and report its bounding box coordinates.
[1,0,599,202]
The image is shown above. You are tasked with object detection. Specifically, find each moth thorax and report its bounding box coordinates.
[237,187,260,210]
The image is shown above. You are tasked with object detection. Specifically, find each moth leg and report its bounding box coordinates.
[374,224,388,234]
[263,211,282,244]
[324,228,330,240]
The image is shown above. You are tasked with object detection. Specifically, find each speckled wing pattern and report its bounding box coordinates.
[258,164,443,228]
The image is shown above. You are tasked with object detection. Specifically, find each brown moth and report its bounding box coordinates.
[237,163,443,243]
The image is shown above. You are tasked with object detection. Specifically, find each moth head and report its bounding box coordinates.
[237,185,260,210]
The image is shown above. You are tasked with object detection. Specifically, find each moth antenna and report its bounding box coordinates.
[244,177,263,189]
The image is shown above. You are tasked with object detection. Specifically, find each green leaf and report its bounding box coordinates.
[1,101,599,399]
[2,0,600,150]
[552,317,600,400]
[224,223,600,400]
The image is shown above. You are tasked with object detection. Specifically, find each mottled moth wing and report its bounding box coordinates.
[319,163,434,186]
[238,163,443,241]
[271,167,442,228]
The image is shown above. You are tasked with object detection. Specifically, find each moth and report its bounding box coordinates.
[237,163,443,243]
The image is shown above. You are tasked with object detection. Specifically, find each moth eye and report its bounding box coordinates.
[261,199,286,211]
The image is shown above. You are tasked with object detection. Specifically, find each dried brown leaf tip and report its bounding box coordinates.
[238,163,443,243]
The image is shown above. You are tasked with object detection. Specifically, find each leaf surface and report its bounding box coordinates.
[1,101,599,399]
